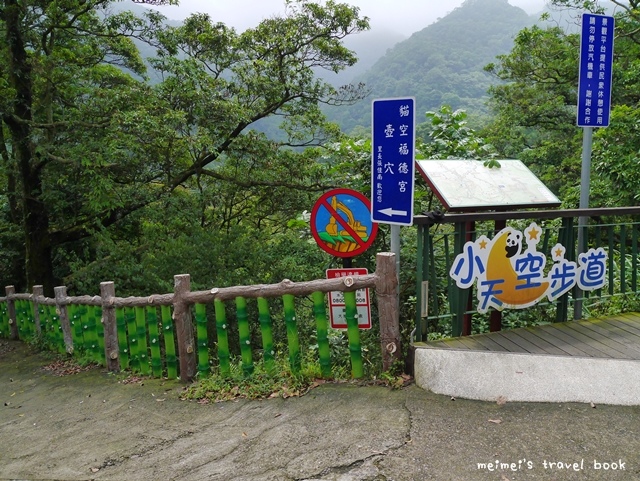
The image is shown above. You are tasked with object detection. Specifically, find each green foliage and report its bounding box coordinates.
[591,105,640,205]
[182,355,331,402]
[0,0,370,295]
[417,105,498,161]
[483,4,640,207]
[329,0,534,132]
[483,24,582,198]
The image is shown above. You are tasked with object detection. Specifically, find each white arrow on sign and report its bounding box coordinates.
[378,207,407,217]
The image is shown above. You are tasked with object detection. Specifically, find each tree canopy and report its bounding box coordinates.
[0,0,370,294]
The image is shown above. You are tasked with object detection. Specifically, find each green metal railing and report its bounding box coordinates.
[414,207,640,341]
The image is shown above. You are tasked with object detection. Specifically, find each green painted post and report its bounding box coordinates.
[257,297,275,375]
[86,305,100,362]
[236,297,254,376]
[49,305,65,353]
[608,225,615,296]
[283,294,301,373]
[620,225,627,294]
[312,291,331,378]
[95,307,105,364]
[632,224,638,293]
[0,302,7,338]
[161,306,178,379]
[135,306,150,375]
[15,300,24,339]
[46,305,55,345]
[24,300,35,339]
[214,299,231,377]
[451,222,467,336]
[78,305,93,358]
[40,304,50,345]
[195,303,210,377]
[147,307,163,378]
[68,305,81,347]
[125,307,140,372]
[415,225,425,342]
[15,300,25,339]
[116,307,130,370]
[344,290,363,379]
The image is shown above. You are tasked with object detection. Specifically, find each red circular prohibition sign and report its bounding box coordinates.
[310,188,378,258]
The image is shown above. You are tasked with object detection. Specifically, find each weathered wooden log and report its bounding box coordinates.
[186,275,377,304]
[54,286,74,354]
[173,274,196,382]
[100,282,120,372]
[375,252,402,371]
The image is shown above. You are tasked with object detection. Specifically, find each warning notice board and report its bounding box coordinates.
[326,268,372,330]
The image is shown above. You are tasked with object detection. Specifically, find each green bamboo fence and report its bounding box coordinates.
[70,305,84,350]
[1,277,374,384]
[125,307,140,372]
[195,303,210,377]
[214,299,231,377]
[82,305,92,360]
[48,305,65,353]
[16,300,30,339]
[147,307,163,378]
[93,306,105,364]
[161,305,178,379]
[257,297,276,375]
[116,307,130,370]
[0,301,8,338]
[135,306,150,375]
[236,297,254,376]
[312,291,332,378]
[283,294,301,373]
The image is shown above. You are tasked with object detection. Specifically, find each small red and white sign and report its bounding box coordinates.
[326,268,372,329]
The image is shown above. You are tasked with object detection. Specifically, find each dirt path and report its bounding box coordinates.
[1,339,639,480]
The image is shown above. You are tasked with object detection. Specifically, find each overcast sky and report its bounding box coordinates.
[145,0,548,36]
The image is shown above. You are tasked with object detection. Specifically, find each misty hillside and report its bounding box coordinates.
[328,0,536,132]
[320,29,407,87]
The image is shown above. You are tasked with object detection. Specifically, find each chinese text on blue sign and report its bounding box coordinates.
[577,13,614,127]
[371,98,415,226]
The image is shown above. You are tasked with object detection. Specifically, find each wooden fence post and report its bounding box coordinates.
[32,285,43,336]
[100,282,120,372]
[173,274,196,382]
[54,286,74,354]
[375,252,402,371]
[5,286,18,340]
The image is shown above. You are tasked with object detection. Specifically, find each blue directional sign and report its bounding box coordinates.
[371,97,415,226]
[577,13,615,127]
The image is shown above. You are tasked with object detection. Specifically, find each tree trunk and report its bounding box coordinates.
[3,0,56,295]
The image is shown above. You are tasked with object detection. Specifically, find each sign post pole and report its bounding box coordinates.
[575,13,614,319]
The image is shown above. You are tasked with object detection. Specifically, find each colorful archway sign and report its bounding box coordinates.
[311,188,378,258]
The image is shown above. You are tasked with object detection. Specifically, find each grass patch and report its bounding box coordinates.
[182,357,345,403]
[181,357,412,403]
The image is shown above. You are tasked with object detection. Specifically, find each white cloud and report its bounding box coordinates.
[139,0,547,35]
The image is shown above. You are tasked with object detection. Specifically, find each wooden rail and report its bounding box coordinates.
[1,252,401,381]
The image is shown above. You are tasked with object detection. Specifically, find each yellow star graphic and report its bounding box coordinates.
[528,227,540,240]
[555,248,564,258]
[479,239,488,249]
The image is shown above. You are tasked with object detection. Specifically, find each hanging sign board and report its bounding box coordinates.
[577,13,615,127]
[326,268,372,330]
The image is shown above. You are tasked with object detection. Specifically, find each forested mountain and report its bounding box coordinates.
[328,0,536,132]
